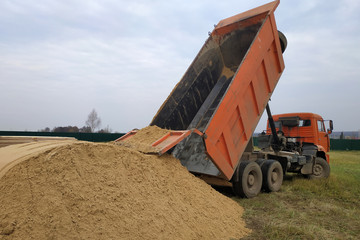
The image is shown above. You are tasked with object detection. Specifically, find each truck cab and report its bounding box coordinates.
[265,113,333,163]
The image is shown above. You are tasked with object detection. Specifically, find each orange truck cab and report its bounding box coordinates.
[265,113,333,163]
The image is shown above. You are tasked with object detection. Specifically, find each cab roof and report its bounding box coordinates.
[272,112,323,120]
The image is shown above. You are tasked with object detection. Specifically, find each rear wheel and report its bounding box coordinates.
[255,159,266,167]
[233,161,262,198]
[308,157,330,179]
[261,160,283,192]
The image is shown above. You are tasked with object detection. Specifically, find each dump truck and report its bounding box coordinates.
[117,0,332,198]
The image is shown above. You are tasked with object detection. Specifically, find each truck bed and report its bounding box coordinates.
[151,0,285,181]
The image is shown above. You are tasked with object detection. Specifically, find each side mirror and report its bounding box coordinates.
[327,120,333,134]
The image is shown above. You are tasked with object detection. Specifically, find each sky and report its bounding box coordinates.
[0,0,359,133]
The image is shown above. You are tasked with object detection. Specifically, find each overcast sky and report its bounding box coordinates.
[1,0,359,133]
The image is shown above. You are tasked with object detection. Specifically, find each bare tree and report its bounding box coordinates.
[98,125,112,133]
[86,109,101,133]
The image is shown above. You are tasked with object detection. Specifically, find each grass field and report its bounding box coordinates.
[235,151,360,240]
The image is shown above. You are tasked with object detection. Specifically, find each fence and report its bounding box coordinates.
[0,131,124,143]
[1,131,359,150]
[329,139,360,151]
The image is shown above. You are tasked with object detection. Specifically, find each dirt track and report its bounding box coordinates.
[0,139,77,180]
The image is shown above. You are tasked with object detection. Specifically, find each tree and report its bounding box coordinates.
[85,109,101,133]
[79,126,92,133]
[52,126,79,133]
[98,125,112,133]
[340,132,344,139]
[39,127,50,132]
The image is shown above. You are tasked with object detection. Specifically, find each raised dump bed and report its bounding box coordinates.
[150,0,286,181]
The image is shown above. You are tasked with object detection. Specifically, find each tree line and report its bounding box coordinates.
[39,109,112,133]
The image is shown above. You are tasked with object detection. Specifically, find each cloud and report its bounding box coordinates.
[0,3,194,132]
[0,0,359,132]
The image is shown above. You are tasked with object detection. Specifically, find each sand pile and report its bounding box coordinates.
[115,126,171,153]
[0,127,250,240]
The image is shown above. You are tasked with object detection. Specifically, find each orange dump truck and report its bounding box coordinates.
[119,0,332,198]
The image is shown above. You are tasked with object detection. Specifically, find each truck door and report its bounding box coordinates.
[317,120,330,152]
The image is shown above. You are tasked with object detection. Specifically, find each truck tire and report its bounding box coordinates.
[261,160,283,192]
[308,157,330,179]
[232,161,262,198]
[278,30,287,53]
[255,159,266,167]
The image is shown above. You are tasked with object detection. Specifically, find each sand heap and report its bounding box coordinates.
[115,126,171,153]
[0,126,250,240]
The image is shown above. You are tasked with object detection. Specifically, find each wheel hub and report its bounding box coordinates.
[248,174,255,186]
[314,164,323,176]
[271,171,278,182]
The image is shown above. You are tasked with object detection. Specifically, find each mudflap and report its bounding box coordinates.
[300,155,315,175]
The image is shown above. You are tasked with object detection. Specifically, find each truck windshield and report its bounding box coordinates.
[273,119,310,128]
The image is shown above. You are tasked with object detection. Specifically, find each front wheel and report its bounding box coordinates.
[232,161,262,198]
[308,157,330,179]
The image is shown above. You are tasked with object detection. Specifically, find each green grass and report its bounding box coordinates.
[234,151,360,240]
